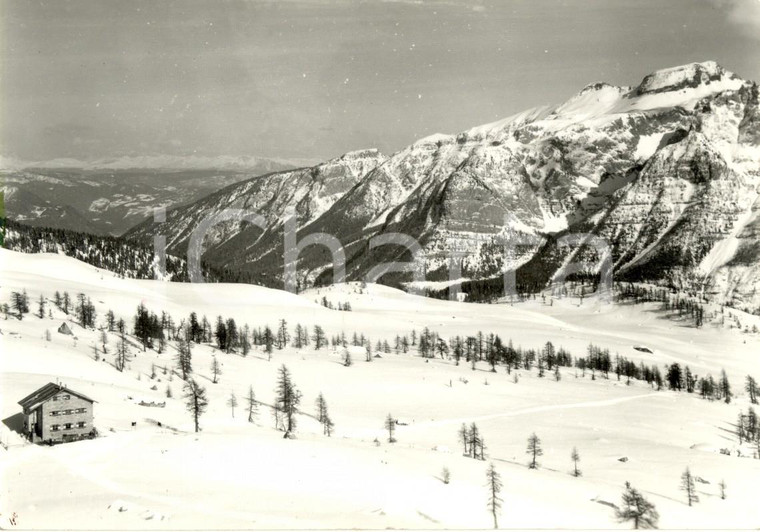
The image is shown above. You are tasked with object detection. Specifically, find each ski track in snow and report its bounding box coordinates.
[405,391,664,432]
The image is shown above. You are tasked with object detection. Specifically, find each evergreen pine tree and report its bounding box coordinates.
[241,324,251,357]
[316,392,328,423]
[176,327,193,380]
[485,463,503,529]
[719,369,732,404]
[746,375,758,405]
[20,289,30,315]
[342,346,353,367]
[459,423,469,455]
[526,433,543,469]
[115,330,130,372]
[277,319,289,349]
[468,423,485,460]
[312,325,326,350]
[746,407,757,440]
[37,294,46,319]
[62,291,70,314]
[684,366,695,393]
[385,413,396,442]
[293,324,304,348]
[274,365,302,435]
[571,447,581,477]
[227,391,238,418]
[189,312,201,343]
[737,412,746,444]
[201,315,211,343]
[245,385,258,422]
[11,291,26,320]
[183,379,208,433]
[263,325,274,359]
[315,392,333,435]
[215,316,227,351]
[211,356,221,384]
[615,482,659,529]
[225,318,238,353]
[680,467,699,506]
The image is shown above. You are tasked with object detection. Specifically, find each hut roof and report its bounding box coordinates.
[18,383,95,410]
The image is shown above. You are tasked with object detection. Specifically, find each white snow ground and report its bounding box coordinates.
[1,249,759,529]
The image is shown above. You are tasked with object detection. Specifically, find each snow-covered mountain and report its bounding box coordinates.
[124,62,759,312]
[125,149,388,284]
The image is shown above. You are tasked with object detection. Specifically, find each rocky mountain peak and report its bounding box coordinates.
[336,148,386,162]
[578,81,620,95]
[635,61,735,96]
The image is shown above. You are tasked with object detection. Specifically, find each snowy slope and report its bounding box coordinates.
[1,250,759,529]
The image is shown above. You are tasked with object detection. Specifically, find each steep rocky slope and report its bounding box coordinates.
[125,149,387,284]
[125,62,760,312]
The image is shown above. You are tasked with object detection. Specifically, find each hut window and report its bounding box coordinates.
[53,395,59,401]
[51,411,59,416]
[51,424,60,431]
[64,423,73,429]
[77,422,86,428]
[63,395,71,400]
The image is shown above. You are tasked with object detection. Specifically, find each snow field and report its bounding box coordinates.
[1,249,759,529]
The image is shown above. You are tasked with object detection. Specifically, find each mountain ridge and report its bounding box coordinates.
[55,62,760,312]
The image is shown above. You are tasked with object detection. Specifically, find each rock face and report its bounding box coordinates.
[635,61,734,95]
[125,149,388,284]
[125,62,760,312]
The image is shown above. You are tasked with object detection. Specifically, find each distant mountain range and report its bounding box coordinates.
[0,154,313,172]
[7,62,760,313]
[1,156,298,235]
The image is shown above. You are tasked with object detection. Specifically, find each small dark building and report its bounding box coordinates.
[18,383,95,443]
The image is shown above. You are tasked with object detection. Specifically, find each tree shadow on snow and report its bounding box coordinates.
[715,422,738,442]
[615,299,699,329]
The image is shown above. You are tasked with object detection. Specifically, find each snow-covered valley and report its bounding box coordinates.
[1,249,758,529]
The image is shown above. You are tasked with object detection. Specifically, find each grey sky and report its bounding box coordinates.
[2,0,759,162]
